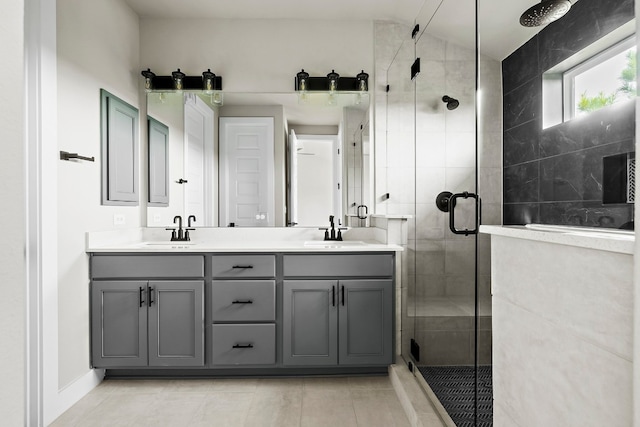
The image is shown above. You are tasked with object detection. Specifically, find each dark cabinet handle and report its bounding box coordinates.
[139,286,145,307]
[232,265,254,269]
[332,285,335,307]
[232,344,254,349]
[232,300,253,304]
[341,285,345,306]
[148,286,155,306]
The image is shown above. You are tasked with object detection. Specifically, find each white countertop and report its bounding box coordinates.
[85,227,402,253]
[87,239,402,253]
[480,224,634,255]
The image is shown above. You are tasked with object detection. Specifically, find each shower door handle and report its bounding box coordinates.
[448,191,481,236]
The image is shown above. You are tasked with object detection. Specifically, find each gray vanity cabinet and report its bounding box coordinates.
[90,255,205,368]
[282,254,394,367]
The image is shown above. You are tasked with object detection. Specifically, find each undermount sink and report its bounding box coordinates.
[303,240,366,247]
[137,241,198,248]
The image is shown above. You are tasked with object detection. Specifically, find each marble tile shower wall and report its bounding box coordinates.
[502,0,635,228]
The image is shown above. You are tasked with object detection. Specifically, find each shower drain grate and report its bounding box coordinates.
[628,157,635,203]
[418,365,493,427]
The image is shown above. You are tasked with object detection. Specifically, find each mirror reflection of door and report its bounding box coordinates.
[184,94,215,226]
[219,117,275,227]
[288,130,299,226]
[291,134,339,227]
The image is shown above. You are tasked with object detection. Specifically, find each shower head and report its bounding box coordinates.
[442,95,459,111]
[520,0,571,27]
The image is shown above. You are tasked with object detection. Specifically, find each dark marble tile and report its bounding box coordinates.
[503,203,540,225]
[539,0,634,70]
[540,100,635,158]
[539,140,635,202]
[502,36,539,93]
[503,76,541,131]
[504,161,539,203]
[504,119,540,166]
[539,201,634,229]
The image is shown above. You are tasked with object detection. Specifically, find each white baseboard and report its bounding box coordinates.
[47,369,104,425]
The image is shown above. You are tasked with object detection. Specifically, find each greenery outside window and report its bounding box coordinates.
[563,36,636,120]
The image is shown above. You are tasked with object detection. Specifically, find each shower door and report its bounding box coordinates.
[404,1,494,425]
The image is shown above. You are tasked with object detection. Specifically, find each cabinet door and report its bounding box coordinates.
[148,280,204,367]
[283,280,337,366]
[101,90,139,205]
[338,280,393,365]
[91,281,147,368]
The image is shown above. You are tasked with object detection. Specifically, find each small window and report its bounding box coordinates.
[563,36,636,120]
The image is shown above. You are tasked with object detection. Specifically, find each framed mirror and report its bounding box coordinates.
[145,91,370,228]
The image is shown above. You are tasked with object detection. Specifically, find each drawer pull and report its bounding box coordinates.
[232,265,254,269]
[232,344,254,349]
[232,300,253,304]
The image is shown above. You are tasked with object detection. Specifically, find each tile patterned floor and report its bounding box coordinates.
[50,376,413,427]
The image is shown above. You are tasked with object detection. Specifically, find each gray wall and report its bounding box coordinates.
[502,0,635,228]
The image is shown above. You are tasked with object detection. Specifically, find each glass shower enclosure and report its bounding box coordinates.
[377,0,501,425]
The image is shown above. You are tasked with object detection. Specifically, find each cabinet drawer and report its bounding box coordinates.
[212,281,275,321]
[212,324,275,366]
[283,254,393,278]
[91,255,204,279]
[211,255,275,278]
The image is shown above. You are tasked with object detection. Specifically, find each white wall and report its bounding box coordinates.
[140,18,374,93]
[0,0,25,424]
[56,0,141,389]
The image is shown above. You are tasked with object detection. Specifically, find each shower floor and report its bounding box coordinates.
[418,365,493,427]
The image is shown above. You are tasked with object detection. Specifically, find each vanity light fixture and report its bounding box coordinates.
[140,68,223,92]
[294,69,368,105]
[293,69,369,92]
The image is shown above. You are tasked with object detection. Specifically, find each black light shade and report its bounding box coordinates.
[141,68,156,91]
[171,69,186,90]
[296,69,310,91]
[356,70,369,91]
[202,69,216,91]
[327,70,340,92]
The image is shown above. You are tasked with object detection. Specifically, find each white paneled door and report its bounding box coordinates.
[184,94,214,226]
[219,117,275,227]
